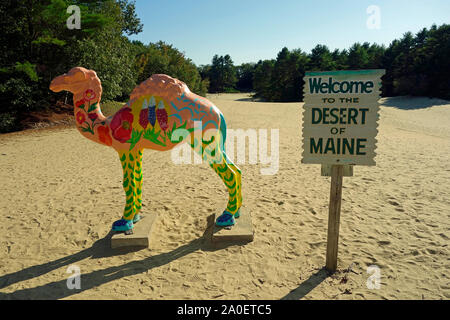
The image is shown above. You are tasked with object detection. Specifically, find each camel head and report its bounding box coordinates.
[50,67,102,99]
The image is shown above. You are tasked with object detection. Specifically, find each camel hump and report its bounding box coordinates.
[130,74,190,101]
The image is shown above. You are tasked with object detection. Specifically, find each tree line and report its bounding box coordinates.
[200,24,450,102]
[0,0,208,132]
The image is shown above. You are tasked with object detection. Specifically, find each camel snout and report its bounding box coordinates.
[50,74,68,92]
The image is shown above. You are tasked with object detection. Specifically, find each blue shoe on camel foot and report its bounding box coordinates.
[112,219,134,232]
[215,211,236,227]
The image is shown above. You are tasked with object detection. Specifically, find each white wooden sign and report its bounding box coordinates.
[302,70,385,166]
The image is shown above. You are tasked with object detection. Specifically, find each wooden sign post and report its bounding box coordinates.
[326,165,343,271]
[302,70,385,272]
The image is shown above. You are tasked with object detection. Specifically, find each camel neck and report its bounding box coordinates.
[73,90,106,119]
[72,93,108,143]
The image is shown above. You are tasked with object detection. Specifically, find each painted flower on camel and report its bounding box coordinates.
[156,100,169,131]
[139,99,149,129]
[88,113,98,121]
[98,126,112,146]
[76,99,85,108]
[84,89,96,101]
[111,107,134,143]
[76,111,86,125]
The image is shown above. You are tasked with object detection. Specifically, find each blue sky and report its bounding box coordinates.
[128,0,450,66]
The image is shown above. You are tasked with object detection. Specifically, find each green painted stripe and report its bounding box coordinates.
[124,211,132,218]
[125,187,132,197]
[225,180,236,190]
[305,69,385,76]
[217,164,228,173]
[224,173,233,182]
[123,179,129,188]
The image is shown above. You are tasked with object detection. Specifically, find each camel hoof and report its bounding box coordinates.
[112,219,134,232]
[215,211,236,227]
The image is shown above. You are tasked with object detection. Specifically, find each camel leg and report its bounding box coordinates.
[210,153,241,226]
[226,155,242,212]
[133,149,144,222]
[199,116,242,226]
[112,150,141,232]
[206,147,242,227]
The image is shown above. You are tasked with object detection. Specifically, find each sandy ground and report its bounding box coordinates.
[0,93,449,300]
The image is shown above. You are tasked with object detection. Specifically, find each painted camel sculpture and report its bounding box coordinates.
[50,67,242,231]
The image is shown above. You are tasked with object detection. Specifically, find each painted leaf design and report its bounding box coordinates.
[143,127,166,147]
[88,102,98,113]
[126,129,143,151]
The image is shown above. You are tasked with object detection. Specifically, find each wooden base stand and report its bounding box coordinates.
[212,210,254,243]
[111,214,158,249]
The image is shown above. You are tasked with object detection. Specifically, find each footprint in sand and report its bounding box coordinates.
[387,199,406,212]
[388,199,400,206]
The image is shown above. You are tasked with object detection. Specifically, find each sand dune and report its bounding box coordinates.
[0,94,448,299]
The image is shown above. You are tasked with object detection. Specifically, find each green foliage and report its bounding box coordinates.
[135,41,208,96]
[0,0,145,132]
[0,112,18,133]
[308,45,336,71]
[14,62,39,82]
[101,100,125,117]
[0,76,36,110]
[70,28,137,100]
[249,24,450,101]
[252,48,309,102]
[207,55,237,93]
[253,59,275,100]
[236,63,256,92]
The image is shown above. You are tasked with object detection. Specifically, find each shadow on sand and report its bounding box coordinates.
[0,215,248,300]
[280,268,330,300]
[380,96,449,110]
